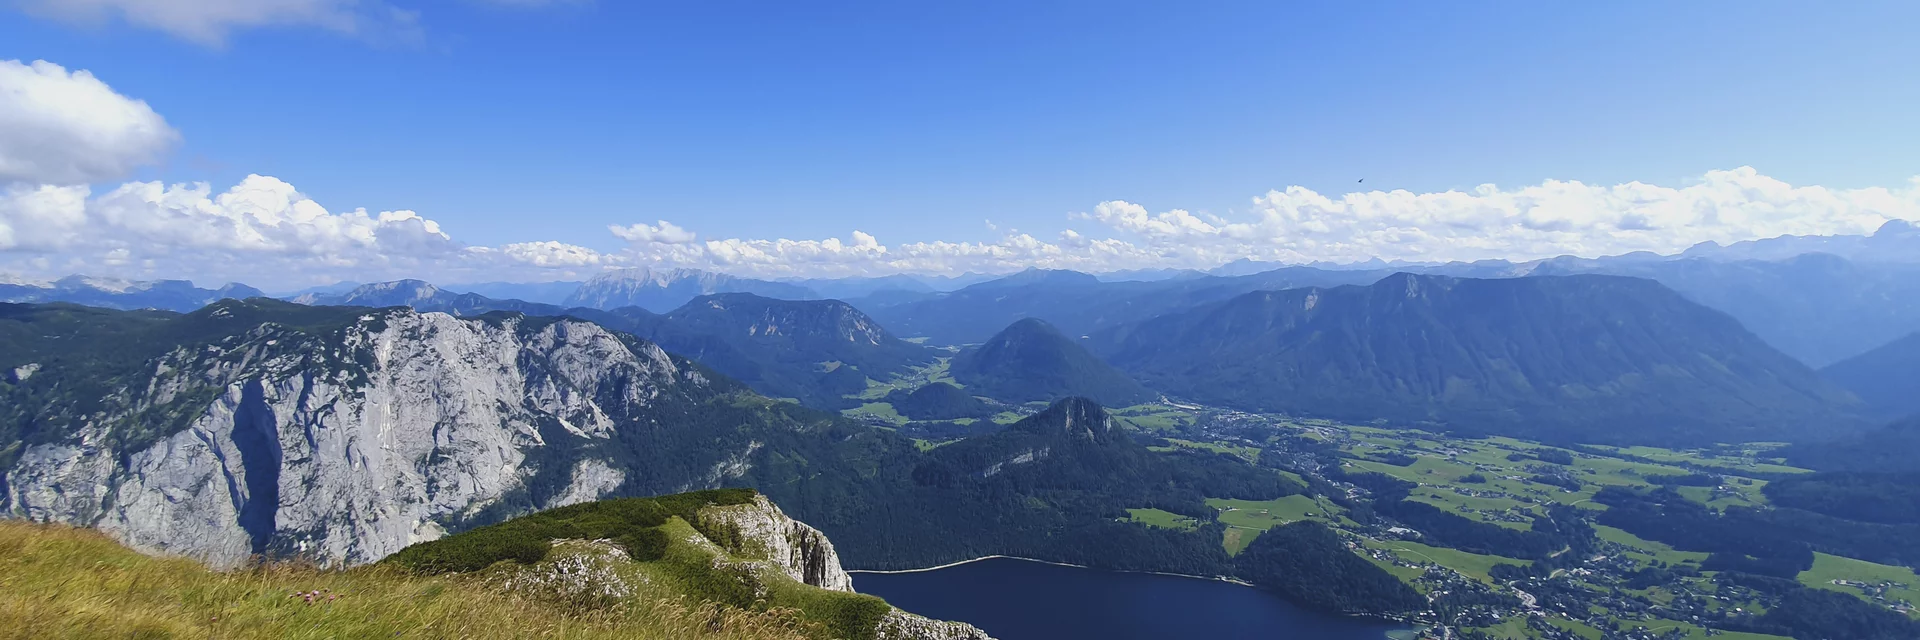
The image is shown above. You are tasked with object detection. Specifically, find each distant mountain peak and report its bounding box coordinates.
[674,292,894,346]
[1017,397,1116,442]
[296,279,451,308]
[587,266,716,286]
[563,267,815,311]
[974,268,1099,289]
[1,274,263,312]
[950,318,1156,407]
[1375,271,1445,297]
[54,275,145,293]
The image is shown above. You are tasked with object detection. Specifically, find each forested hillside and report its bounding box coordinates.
[1092,273,1861,445]
[948,318,1155,407]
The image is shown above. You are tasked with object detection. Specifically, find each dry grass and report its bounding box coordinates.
[0,521,816,640]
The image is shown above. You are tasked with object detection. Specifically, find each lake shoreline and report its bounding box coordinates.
[854,557,1416,639]
[848,555,1256,587]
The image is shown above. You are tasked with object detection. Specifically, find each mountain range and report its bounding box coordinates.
[561,267,817,311]
[856,266,1387,345]
[1090,272,1863,445]
[641,292,939,405]
[1,299,1427,617]
[13,221,1920,368]
[1681,219,1920,264]
[287,280,934,409]
[0,275,262,312]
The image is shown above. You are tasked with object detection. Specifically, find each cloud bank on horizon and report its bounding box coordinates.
[3,57,1919,290]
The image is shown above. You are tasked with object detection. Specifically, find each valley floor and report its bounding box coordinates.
[1104,403,1916,640]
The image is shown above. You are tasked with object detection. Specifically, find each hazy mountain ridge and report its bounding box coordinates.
[1091,272,1861,445]
[1515,253,1920,367]
[443,280,585,305]
[1821,331,1920,421]
[859,266,1389,345]
[0,275,263,312]
[563,267,817,312]
[1681,219,1920,263]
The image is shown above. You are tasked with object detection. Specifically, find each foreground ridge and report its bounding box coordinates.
[0,489,991,640]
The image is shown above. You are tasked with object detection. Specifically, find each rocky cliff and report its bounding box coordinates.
[693,495,991,640]
[0,300,781,568]
[698,494,856,592]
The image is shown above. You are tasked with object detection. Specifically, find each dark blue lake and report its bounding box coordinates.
[852,558,1415,640]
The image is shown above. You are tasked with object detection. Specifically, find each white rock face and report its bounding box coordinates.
[876,609,996,640]
[699,494,854,592]
[693,497,996,640]
[549,460,625,509]
[3,310,692,569]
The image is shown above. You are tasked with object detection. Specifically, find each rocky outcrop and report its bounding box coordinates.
[875,609,996,640]
[697,494,854,592]
[690,496,995,640]
[3,304,718,569]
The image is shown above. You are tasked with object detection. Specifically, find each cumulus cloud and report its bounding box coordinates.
[5,167,1918,288]
[608,220,696,244]
[492,240,606,267]
[1082,167,1920,265]
[0,60,178,185]
[0,174,502,287]
[602,168,1920,278]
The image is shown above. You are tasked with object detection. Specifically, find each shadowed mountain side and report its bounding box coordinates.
[857,267,1391,345]
[1090,273,1861,446]
[1821,331,1920,421]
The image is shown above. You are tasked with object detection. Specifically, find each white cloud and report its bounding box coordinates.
[601,168,1920,278]
[0,60,178,185]
[493,240,606,267]
[5,167,1918,288]
[16,0,407,46]
[608,220,697,244]
[0,174,488,287]
[1085,167,1920,265]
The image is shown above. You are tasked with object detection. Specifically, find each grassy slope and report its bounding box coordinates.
[1799,552,1920,614]
[0,521,814,640]
[1123,508,1197,531]
[1359,539,1528,584]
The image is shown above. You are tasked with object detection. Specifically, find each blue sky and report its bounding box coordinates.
[2,1,1919,287]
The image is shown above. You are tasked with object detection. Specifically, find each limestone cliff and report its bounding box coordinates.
[691,496,992,639]
[1,301,752,568]
[697,494,856,592]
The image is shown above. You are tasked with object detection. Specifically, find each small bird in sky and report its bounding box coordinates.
[1358,178,1365,183]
